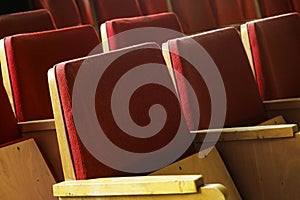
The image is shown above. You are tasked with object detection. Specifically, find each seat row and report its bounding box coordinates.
[0,8,299,200]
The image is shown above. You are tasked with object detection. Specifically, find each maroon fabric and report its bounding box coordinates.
[211,0,244,26]
[291,0,300,12]
[33,0,82,28]
[93,0,143,25]
[247,13,300,100]
[170,0,217,34]
[5,25,100,122]
[138,0,169,15]
[0,77,21,145]
[169,27,267,130]
[258,0,292,17]
[55,43,194,180]
[0,9,55,38]
[239,0,258,20]
[105,12,184,50]
[75,0,95,25]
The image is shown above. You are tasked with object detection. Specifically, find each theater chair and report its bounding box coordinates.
[48,42,240,200]
[93,0,143,26]
[0,25,101,181]
[257,0,292,17]
[0,9,56,39]
[163,27,300,200]
[239,0,261,20]
[167,0,217,35]
[100,12,184,52]
[0,76,56,199]
[241,13,300,125]
[291,0,300,12]
[74,0,95,25]
[32,0,82,28]
[138,0,169,15]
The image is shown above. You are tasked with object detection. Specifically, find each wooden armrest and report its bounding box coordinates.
[18,119,55,133]
[192,124,298,142]
[264,98,300,111]
[53,175,203,197]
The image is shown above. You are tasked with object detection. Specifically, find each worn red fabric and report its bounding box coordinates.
[75,0,95,25]
[169,27,266,130]
[55,43,194,180]
[170,0,217,34]
[33,0,82,28]
[104,12,184,50]
[258,0,292,17]
[5,25,100,122]
[138,0,168,15]
[0,9,55,38]
[93,0,142,25]
[247,13,300,100]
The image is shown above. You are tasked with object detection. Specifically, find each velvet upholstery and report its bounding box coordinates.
[54,43,194,180]
[291,0,300,12]
[5,25,100,122]
[103,12,184,50]
[258,0,292,17]
[93,0,142,25]
[138,0,169,15]
[247,13,300,100]
[0,9,55,39]
[75,0,95,25]
[239,0,258,20]
[169,0,217,34]
[33,0,82,28]
[167,27,266,130]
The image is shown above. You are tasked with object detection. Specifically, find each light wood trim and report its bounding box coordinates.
[53,175,203,197]
[100,23,110,52]
[192,124,298,142]
[0,138,57,199]
[264,98,300,110]
[258,115,286,125]
[0,38,15,115]
[166,0,173,12]
[18,119,55,133]
[48,68,76,180]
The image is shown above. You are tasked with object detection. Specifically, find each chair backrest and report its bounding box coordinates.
[101,12,184,51]
[138,0,169,15]
[32,0,82,28]
[0,9,56,39]
[93,0,143,25]
[0,77,20,145]
[242,13,300,100]
[1,25,100,122]
[291,0,300,12]
[165,27,266,130]
[169,0,217,34]
[239,0,260,20]
[211,0,244,26]
[257,0,292,17]
[75,0,95,25]
[49,42,195,180]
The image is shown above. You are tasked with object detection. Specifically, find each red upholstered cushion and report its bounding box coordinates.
[170,0,217,34]
[258,0,292,17]
[211,0,244,26]
[292,0,300,12]
[75,0,95,25]
[239,0,258,20]
[5,25,100,122]
[33,0,82,28]
[0,9,55,38]
[168,27,266,130]
[247,13,300,100]
[93,0,142,25]
[138,0,169,15]
[55,43,194,180]
[0,78,21,145]
[104,12,184,50]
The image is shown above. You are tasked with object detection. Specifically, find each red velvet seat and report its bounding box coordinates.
[258,0,292,17]
[244,13,300,100]
[1,25,100,122]
[168,0,217,34]
[75,0,95,25]
[291,0,300,12]
[32,0,82,28]
[0,9,56,38]
[138,0,169,15]
[239,0,259,20]
[100,12,184,51]
[93,0,143,25]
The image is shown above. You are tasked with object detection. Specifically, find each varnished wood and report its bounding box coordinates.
[258,115,286,125]
[162,42,178,93]
[18,119,55,132]
[0,138,57,200]
[101,23,110,52]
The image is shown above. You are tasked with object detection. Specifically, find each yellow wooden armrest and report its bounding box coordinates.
[18,119,55,133]
[53,175,203,197]
[264,98,300,111]
[192,124,298,142]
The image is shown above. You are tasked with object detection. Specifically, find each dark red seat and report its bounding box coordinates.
[239,0,259,20]
[138,0,169,15]
[75,0,95,25]
[258,0,292,17]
